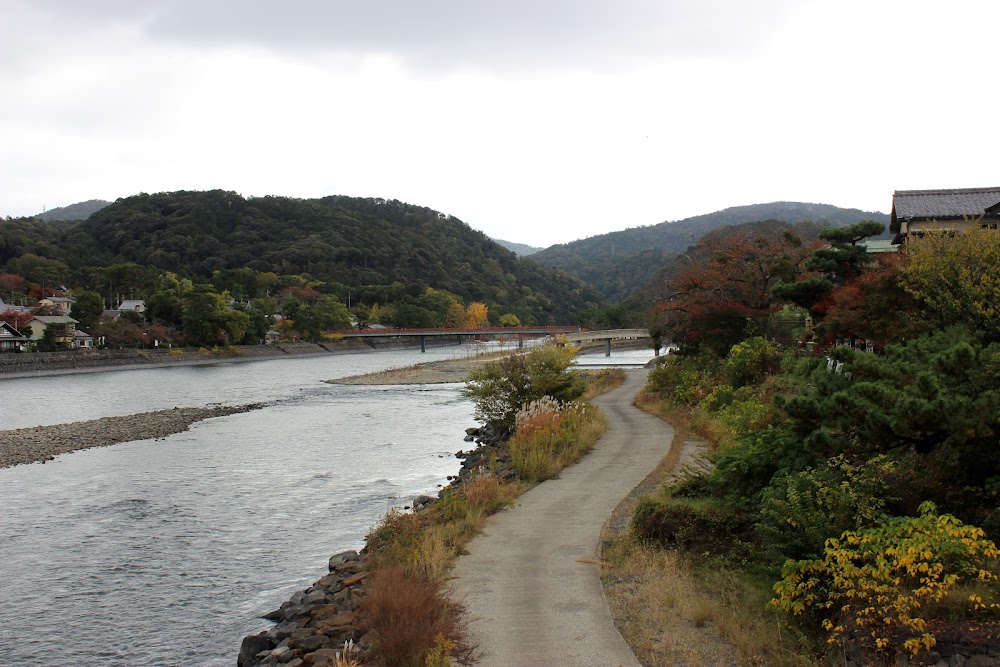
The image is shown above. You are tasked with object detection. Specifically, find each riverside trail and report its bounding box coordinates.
[450,369,673,667]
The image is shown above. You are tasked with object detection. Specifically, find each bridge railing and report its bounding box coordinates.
[560,328,651,342]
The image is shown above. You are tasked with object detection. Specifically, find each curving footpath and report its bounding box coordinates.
[450,369,673,667]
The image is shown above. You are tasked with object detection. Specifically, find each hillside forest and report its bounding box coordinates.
[0,191,604,347]
[633,221,1000,663]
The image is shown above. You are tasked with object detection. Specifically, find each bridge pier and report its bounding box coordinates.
[421,335,426,353]
[605,339,611,356]
[518,336,524,349]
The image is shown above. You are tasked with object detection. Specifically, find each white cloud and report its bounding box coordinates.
[2,0,998,247]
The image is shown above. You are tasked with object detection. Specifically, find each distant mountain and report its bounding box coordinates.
[530,202,890,302]
[493,239,544,256]
[38,199,111,221]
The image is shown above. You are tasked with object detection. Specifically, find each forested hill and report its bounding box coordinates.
[493,239,543,256]
[531,202,890,302]
[38,199,111,221]
[1,190,602,324]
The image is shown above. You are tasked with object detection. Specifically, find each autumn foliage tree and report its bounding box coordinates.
[464,302,489,328]
[656,226,815,352]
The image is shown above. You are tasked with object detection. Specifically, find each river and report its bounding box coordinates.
[0,345,484,667]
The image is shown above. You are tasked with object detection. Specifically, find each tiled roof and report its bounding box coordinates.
[893,187,1000,220]
[0,299,32,314]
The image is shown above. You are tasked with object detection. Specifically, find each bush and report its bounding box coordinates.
[463,345,585,434]
[724,336,781,388]
[772,503,1000,661]
[757,455,897,563]
[646,352,721,406]
[632,496,759,561]
[709,427,814,502]
[360,567,476,667]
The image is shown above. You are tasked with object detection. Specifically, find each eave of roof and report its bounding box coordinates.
[890,187,1000,232]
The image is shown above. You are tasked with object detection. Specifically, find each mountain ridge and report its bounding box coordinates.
[530,201,890,302]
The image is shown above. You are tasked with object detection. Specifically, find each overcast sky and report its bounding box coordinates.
[2,1,996,247]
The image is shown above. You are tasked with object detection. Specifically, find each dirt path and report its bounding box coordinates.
[449,370,673,667]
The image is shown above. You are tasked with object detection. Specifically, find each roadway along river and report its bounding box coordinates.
[0,345,485,667]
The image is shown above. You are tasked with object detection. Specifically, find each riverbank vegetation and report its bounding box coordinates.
[358,346,623,666]
[616,225,1000,665]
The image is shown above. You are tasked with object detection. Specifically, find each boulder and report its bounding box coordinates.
[238,633,274,667]
[328,550,359,572]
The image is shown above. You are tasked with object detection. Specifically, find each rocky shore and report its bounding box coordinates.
[238,424,512,667]
[0,403,265,468]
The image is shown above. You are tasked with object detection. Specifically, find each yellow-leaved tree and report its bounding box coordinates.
[464,302,489,328]
[900,227,1000,339]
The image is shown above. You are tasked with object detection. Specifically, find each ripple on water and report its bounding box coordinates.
[0,353,472,666]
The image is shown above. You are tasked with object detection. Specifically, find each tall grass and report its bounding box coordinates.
[360,567,476,667]
[366,475,522,579]
[508,398,607,482]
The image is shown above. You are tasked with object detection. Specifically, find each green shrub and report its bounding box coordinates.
[715,394,775,442]
[632,496,759,560]
[646,352,721,406]
[463,345,584,433]
[709,427,815,502]
[724,336,781,388]
[757,455,897,563]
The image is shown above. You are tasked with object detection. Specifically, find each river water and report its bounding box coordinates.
[0,342,656,666]
[0,345,486,667]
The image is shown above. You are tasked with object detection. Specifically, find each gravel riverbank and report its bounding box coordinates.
[0,403,265,469]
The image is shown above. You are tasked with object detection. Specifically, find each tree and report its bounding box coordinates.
[464,302,489,328]
[775,327,1000,503]
[499,313,521,327]
[899,227,1000,341]
[69,290,104,332]
[771,221,885,312]
[0,309,32,330]
[181,287,247,345]
[657,228,813,352]
[297,295,351,339]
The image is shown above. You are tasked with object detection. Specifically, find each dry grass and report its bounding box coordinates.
[604,390,816,667]
[580,367,628,401]
[602,539,740,666]
[366,475,523,579]
[508,401,608,482]
[360,567,477,667]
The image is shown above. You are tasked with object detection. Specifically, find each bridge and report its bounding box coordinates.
[331,326,652,354]
[332,326,581,352]
[554,328,652,356]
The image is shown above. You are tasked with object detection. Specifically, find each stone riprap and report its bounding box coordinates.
[0,404,264,468]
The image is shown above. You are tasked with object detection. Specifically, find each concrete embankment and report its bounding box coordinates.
[0,403,265,468]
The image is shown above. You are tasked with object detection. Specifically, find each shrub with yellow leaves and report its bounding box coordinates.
[771,502,1000,661]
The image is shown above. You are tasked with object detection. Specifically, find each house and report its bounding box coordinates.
[890,187,1000,244]
[38,295,74,315]
[24,315,79,349]
[0,298,32,315]
[862,239,899,254]
[73,329,95,350]
[0,321,28,352]
[118,299,146,315]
